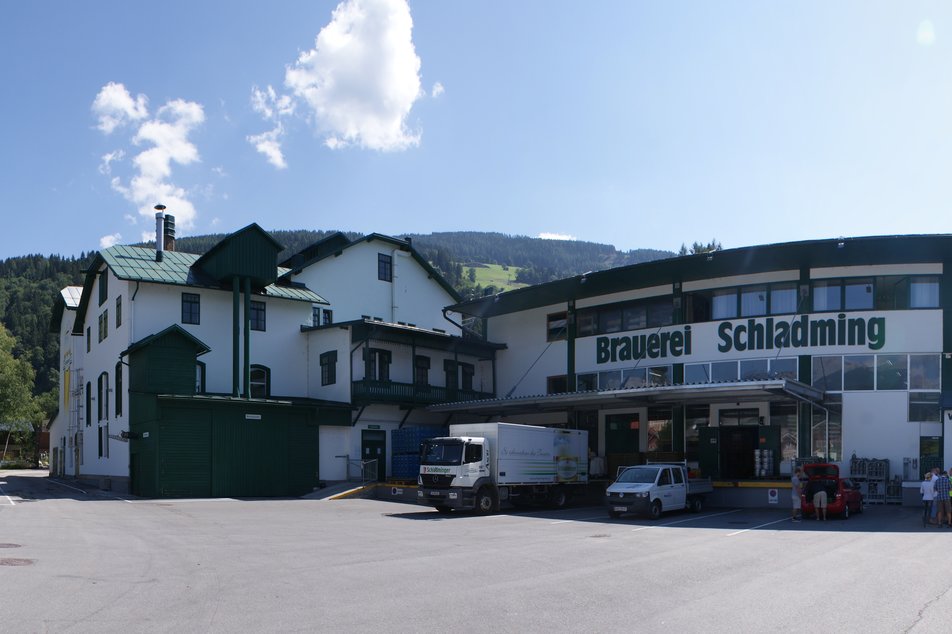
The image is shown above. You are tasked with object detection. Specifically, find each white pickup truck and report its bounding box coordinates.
[605,463,713,519]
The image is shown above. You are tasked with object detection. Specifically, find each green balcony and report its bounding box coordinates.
[351,380,494,406]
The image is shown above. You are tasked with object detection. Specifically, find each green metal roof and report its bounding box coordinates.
[120,324,211,358]
[101,245,327,302]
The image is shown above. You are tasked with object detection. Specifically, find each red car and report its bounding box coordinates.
[800,463,864,519]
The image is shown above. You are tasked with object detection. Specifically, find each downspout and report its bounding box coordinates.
[243,277,251,399]
[232,276,240,397]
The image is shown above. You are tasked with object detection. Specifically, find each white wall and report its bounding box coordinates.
[132,284,313,397]
[306,327,352,402]
[290,239,460,334]
[842,391,915,477]
[489,304,568,397]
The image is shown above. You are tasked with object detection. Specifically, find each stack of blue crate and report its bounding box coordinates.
[391,426,446,480]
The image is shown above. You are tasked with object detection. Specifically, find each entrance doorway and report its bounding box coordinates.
[719,426,759,479]
[605,413,639,477]
[361,429,386,482]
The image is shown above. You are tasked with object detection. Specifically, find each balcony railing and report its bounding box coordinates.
[352,380,494,405]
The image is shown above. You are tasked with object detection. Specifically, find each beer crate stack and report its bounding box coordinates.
[390,426,446,480]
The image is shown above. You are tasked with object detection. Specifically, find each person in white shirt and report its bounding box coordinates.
[920,472,935,528]
[791,467,804,522]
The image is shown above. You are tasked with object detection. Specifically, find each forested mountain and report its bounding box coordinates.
[0,230,676,407]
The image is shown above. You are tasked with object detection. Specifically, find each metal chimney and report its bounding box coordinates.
[163,214,176,252]
[154,204,166,262]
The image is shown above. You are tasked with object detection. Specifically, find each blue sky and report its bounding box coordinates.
[2,1,951,259]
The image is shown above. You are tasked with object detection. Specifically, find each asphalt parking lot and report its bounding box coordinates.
[2,469,950,633]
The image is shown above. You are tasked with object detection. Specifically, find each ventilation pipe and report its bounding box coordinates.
[163,214,176,252]
[154,204,166,262]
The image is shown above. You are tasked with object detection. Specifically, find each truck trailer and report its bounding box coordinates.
[417,422,589,514]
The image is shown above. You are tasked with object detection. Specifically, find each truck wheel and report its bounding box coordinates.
[435,506,452,515]
[689,496,703,513]
[649,500,662,520]
[475,488,497,515]
[548,487,568,509]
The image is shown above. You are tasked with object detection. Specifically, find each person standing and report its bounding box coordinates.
[920,471,935,527]
[933,469,952,528]
[791,466,804,522]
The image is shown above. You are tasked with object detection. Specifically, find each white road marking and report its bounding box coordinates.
[630,509,742,531]
[550,515,611,524]
[726,516,792,536]
[48,478,88,494]
[0,482,14,506]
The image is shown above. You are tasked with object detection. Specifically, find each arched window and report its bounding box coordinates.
[98,372,109,421]
[115,362,123,417]
[250,365,270,398]
[196,361,206,394]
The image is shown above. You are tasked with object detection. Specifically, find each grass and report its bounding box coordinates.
[466,263,527,292]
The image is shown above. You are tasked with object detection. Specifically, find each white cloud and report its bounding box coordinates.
[431,82,444,98]
[98,149,125,175]
[284,0,422,151]
[247,86,294,168]
[92,82,149,134]
[99,233,122,249]
[248,126,288,169]
[123,214,137,224]
[93,85,205,231]
[918,20,936,46]
[538,232,577,241]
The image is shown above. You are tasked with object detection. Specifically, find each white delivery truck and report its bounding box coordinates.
[417,422,589,514]
[605,463,713,519]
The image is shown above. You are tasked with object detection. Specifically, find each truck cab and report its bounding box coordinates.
[417,436,495,513]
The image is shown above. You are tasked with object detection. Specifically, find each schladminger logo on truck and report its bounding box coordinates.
[422,466,452,474]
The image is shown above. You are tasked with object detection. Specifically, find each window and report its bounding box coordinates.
[460,363,474,391]
[598,370,622,390]
[910,277,939,308]
[877,354,907,390]
[647,408,672,452]
[598,307,622,334]
[910,393,940,422]
[116,296,122,328]
[910,355,940,390]
[182,293,200,325]
[547,375,568,394]
[711,361,738,382]
[622,368,646,388]
[844,278,874,310]
[684,364,711,384]
[250,301,266,331]
[577,373,597,390]
[312,305,321,327]
[378,253,393,282]
[739,358,768,380]
[843,355,874,391]
[115,362,123,417]
[813,280,842,312]
[98,271,108,306]
[576,310,596,336]
[464,443,483,463]
[770,283,798,315]
[195,361,206,393]
[97,372,109,421]
[740,286,767,317]
[769,357,798,380]
[684,405,710,464]
[85,382,92,427]
[250,365,270,398]
[98,310,108,342]
[321,351,338,386]
[812,356,843,391]
[366,349,391,382]
[322,309,333,325]
[772,402,799,461]
[712,289,738,319]
[546,312,568,341]
[623,305,647,331]
[413,355,430,386]
[443,359,457,390]
[647,366,671,386]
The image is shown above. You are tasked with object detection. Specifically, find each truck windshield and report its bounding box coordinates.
[421,441,464,466]
[616,467,659,484]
